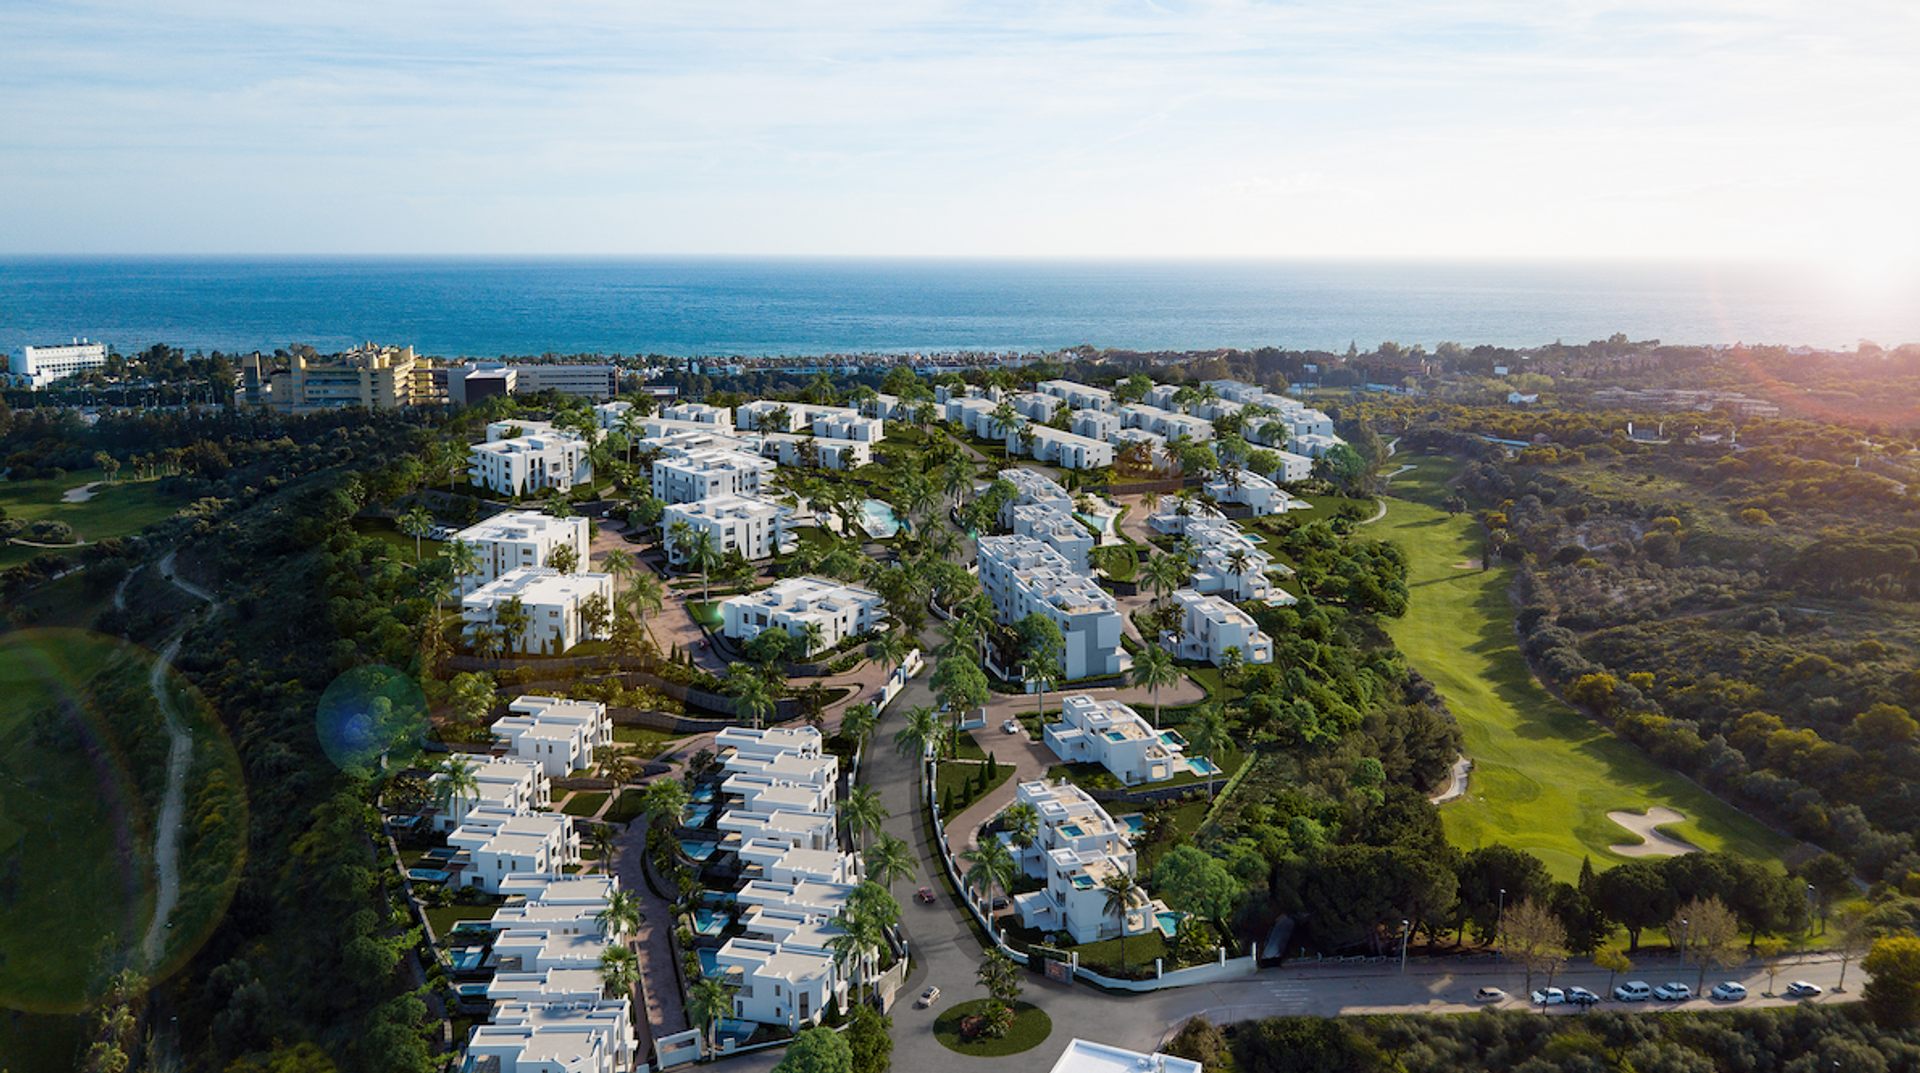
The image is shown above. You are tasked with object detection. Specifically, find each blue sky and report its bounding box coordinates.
[3,0,1916,266]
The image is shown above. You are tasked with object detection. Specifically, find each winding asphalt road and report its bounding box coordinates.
[138,551,216,966]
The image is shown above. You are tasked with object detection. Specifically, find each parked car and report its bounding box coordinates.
[1613,981,1652,1002]
[1786,981,1824,998]
[917,986,940,1008]
[1530,988,1565,1006]
[915,887,937,904]
[1654,982,1692,1001]
[1566,987,1601,1006]
[1474,987,1507,1003]
[1002,719,1021,734]
[1710,981,1748,1001]
[990,896,1011,911]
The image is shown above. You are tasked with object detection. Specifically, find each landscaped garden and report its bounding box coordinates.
[933,999,1051,1057]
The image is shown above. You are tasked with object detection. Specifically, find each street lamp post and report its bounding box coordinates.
[1806,884,1816,941]
[1679,918,1689,963]
[1497,888,1507,958]
[1400,919,1412,973]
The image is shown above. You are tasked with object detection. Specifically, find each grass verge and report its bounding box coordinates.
[1378,455,1794,881]
[933,1000,1053,1057]
[562,792,610,818]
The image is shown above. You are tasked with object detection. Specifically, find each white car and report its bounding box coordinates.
[1786,981,1824,998]
[1002,719,1021,734]
[1566,987,1601,1006]
[1653,982,1692,1001]
[1530,988,1565,1006]
[916,986,940,1008]
[1613,981,1652,1002]
[1474,987,1507,1003]
[1710,981,1747,1001]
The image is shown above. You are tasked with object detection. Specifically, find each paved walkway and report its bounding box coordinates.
[612,819,688,1043]
[945,731,1058,852]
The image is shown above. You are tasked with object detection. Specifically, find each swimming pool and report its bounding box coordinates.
[1158,729,1188,748]
[683,803,714,826]
[858,499,901,539]
[1116,814,1147,835]
[690,784,717,803]
[692,907,728,935]
[1186,757,1222,776]
[682,838,721,862]
[1156,911,1183,938]
[456,982,492,999]
[407,868,452,884]
[698,949,721,977]
[449,948,487,972]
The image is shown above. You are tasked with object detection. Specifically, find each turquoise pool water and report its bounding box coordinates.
[692,907,728,935]
[1159,729,1188,748]
[858,499,901,538]
[699,949,721,976]
[1187,757,1222,776]
[1116,814,1147,835]
[1156,911,1183,937]
[683,838,721,861]
[683,804,714,826]
[407,868,452,884]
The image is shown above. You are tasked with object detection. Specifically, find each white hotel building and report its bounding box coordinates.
[662,494,795,564]
[976,536,1125,681]
[450,511,590,594]
[720,576,888,650]
[12,341,108,388]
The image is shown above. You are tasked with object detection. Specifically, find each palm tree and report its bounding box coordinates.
[961,838,1018,919]
[1001,802,1040,851]
[444,538,482,594]
[399,506,434,562]
[797,621,827,661]
[989,402,1021,442]
[597,887,645,939]
[589,823,617,873]
[839,702,879,754]
[941,456,974,510]
[842,785,889,856]
[726,665,777,730]
[597,945,639,999]
[494,595,532,654]
[1186,704,1233,799]
[1224,548,1255,597]
[639,778,689,833]
[431,754,483,825]
[687,530,722,601]
[1101,867,1143,974]
[686,975,737,1054]
[865,833,916,899]
[826,917,882,1010]
[893,705,945,763]
[1143,554,1190,608]
[1128,645,1180,729]
[873,630,912,680]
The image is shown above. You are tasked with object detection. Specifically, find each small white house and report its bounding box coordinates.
[720,576,888,651]
[466,999,637,1073]
[447,811,580,894]
[493,696,613,778]
[1203,471,1296,516]
[1167,589,1273,666]
[663,494,795,563]
[1042,694,1187,786]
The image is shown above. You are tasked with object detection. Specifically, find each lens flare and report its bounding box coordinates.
[314,664,430,779]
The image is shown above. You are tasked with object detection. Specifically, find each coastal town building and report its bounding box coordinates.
[662,494,795,564]
[1015,424,1116,471]
[976,536,1125,680]
[13,341,108,388]
[1166,589,1274,666]
[462,568,614,655]
[449,511,590,594]
[446,362,619,402]
[238,345,425,411]
[719,576,888,650]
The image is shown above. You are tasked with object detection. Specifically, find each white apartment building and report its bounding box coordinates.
[720,576,887,650]
[1291,432,1344,457]
[810,411,885,443]
[738,840,860,886]
[995,468,1075,527]
[451,362,619,401]
[1267,449,1313,483]
[1010,392,1066,423]
[1167,589,1273,666]
[945,396,1010,439]
[1005,779,1165,945]
[716,725,824,762]
[463,568,614,655]
[1147,498,1226,536]
[714,937,846,1028]
[450,511,590,594]
[1015,425,1115,471]
[429,756,550,832]
[858,392,902,420]
[492,696,613,778]
[663,494,794,564]
[1038,379,1115,413]
[1010,503,1095,573]
[662,401,732,425]
[1109,427,1170,468]
[469,433,593,497]
[1186,517,1277,602]
[976,536,1125,681]
[1043,694,1188,785]
[448,811,581,894]
[1070,409,1120,441]
[754,433,871,471]
[652,447,777,504]
[1203,471,1297,516]
[13,341,108,388]
[466,999,637,1073]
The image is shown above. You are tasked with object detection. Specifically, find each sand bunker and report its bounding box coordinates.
[62,481,102,503]
[1607,806,1701,858]
[1451,559,1484,570]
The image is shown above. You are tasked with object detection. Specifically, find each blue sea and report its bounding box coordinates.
[2,257,1915,358]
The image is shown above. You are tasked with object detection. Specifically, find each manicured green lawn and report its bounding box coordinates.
[1379,456,1793,881]
[937,761,1014,825]
[933,1000,1052,1056]
[1071,928,1169,978]
[427,903,502,938]
[611,725,681,757]
[562,792,610,817]
[0,472,187,542]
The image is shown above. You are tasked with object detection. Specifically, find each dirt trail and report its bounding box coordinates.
[139,550,217,966]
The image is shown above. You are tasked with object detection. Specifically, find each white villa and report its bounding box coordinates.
[1186,518,1281,602]
[462,568,614,655]
[450,511,590,594]
[662,494,795,564]
[977,536,1125,681]
[1038,379,1115,413]
[662,401,733,425]
[1203,471,1298,516]
[429,756,549,832]
[652,446,778,504]
[809,410,885,443]
[1006,778,1167,945]
[719,576,888,650]
[1043,694,1188,785]
[753,433,871,471]
[448,811,581,894]
[466,999,638,1073]
[1010,503,1095,573]
[492,696,613,778]
[1014,424,1115,471]
[1167,589,1274,666]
